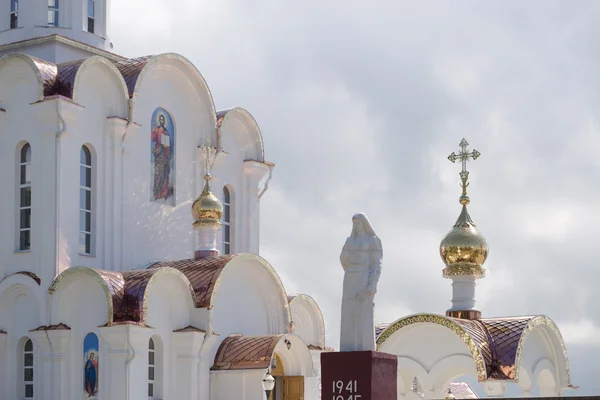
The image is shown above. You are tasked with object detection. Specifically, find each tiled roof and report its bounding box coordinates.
[450,317,533,380]
[212,334,283,370]
[112,56,153,97]
[0,271,42,285]
[1,53,155,100]
[448,382,479,399]
[479,317,531,379]
[173,326,206,333]
[49,256,236,325]
[120,269,160,323]
[30,56,58,96]
[375,323,390,340]
[216,109,231,128]
[55,59,86,98]
[449,316,533,380]
[30,323,71,331]
[377,315,534,381]
[96,269,126,323]
[150,256,235,308]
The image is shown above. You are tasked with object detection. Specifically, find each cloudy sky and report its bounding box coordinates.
[112,0,600,395]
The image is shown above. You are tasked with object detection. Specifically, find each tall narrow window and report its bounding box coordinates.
[23,339,33,399]
[80,146,93,255]
[222,187,231,254]
[148,338,155,397]
[47,0,59,26]
[87,0,95,33]
[10,0,18,29]
[19,143,32,251]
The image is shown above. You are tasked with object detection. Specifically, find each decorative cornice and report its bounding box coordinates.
[443,263,486,279]
[0,34,125,62]
[514,316,571,386]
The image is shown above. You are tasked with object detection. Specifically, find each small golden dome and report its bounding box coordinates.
[440,205,488,279]
[192,175,223,228]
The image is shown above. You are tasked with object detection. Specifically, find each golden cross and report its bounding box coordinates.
[199,137,218,178]
[447,138,480,204]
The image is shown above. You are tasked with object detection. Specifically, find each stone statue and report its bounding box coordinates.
[339,213,383,352]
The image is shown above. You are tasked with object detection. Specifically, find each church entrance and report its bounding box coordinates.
[270,353,304,400]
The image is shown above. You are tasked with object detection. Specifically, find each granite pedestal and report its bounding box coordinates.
[321,351,397,400]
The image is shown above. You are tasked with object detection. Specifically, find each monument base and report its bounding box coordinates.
[321,351,397,400]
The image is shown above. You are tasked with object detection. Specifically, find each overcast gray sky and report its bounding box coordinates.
[112,0,600,395]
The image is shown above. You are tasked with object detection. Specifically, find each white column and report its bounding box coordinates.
[198,333,221,400]
[0,332,6,400]
[105,117,127,270]
[114,119,141,270]
[99,324,153,400]
[30,328,71,400]
[484,382,506,398]
[243,161,270,254]
[173,330,205,399]
[449,275,477,311]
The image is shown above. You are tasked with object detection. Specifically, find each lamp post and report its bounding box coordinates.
[262,371,275,400]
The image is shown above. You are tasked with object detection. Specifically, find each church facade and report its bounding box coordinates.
[0,1,327,400]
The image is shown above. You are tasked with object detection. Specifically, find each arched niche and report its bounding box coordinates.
[0,54,47,105]
[48,268,110,328]
[289,294,325,348]
[72,56,128,118]
[218,108,264,162]
[211,255,290,337]
[145,270,194,330]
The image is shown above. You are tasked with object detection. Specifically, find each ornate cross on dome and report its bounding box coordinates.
[447,138,480,205]
[199,137,219,179]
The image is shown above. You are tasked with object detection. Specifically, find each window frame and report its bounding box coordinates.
[222,186,232,254]
[23,338,34,400]
[79,146,93,255]
[148,338,155,397]
[87,0,95,33]
[18,143,32,251]
[10,0,18,29]
[47,0,59,27]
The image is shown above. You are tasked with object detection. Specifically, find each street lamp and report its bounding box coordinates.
[262,371,275,400]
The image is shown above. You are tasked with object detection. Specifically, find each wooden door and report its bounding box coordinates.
[283,376,304,400]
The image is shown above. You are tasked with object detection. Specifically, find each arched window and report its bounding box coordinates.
[148,336,162,398]
[222,186,232,254]
[19,143,32,251]
[87,0,95,33]
[80,146,93,255]
[23,338,33,399]
[148,338,155,396]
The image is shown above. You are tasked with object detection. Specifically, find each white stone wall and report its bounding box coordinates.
[0,0,110,51]
[0,53,269,285]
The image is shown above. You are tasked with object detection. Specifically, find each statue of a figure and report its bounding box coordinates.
[339,213,383,352]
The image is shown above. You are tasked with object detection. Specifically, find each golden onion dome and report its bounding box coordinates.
[440,203,488,279]
[192,174,223,229]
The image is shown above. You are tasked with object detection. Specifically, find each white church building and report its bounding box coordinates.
[0,1,577,400]
[0,1,327,400]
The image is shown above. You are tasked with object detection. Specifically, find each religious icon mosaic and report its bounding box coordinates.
[150,107,175,205]
[83,333,99,399]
